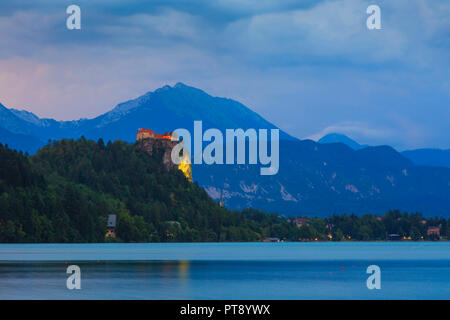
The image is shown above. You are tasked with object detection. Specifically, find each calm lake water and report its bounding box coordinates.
[0,242,449,299]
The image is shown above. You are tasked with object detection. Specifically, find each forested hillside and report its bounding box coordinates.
[0,139,448,243]
[0,139,290,242]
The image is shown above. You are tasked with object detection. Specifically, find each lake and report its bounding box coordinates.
[0,242,449,299]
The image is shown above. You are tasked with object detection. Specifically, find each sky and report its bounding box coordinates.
[0,0,448,150]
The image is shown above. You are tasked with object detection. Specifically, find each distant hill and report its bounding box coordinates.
[402,149,450,168]
[0,126,44,154]
[318,133,368,150]
[78,83,296,142]
[0,103,39,136]
[0,83,295,144]
[0,103,86,143]
[196,139,450,217]
[318,134,450,169]
[1,84,449,217]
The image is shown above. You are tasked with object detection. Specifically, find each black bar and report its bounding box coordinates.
[1,300,447,319]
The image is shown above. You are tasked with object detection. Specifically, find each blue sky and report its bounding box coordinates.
[0,0,448,150]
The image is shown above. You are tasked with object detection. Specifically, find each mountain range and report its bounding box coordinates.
[0,83,449,217]
[318,132,450,168]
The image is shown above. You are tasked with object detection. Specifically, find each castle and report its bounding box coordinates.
[136,128,192,182]
[136,128,178,141]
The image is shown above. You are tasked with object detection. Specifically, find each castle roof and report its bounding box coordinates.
[138,128,154,134]
[137,128,173,140]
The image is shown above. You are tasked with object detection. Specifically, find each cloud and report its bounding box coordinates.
[0,45,221,120]
[0,0,448,149]
[1,0,448,70]
[306,121,394,142]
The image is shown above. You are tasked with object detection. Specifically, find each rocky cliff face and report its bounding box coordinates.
[137,138,178,170]
[137,138,192,181]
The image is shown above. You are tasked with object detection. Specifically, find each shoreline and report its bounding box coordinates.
[0,240,448,245]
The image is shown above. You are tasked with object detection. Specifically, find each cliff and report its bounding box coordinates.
[137,137,192,182]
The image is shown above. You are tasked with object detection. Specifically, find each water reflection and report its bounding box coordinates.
[1,259,449,299]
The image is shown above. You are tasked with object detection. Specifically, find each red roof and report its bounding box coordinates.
[137,128,172,139]
[138,128,154,134]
